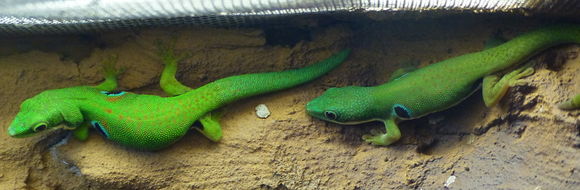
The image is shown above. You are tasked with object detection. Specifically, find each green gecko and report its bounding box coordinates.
[7,48,351,150]
[306,25,580,146]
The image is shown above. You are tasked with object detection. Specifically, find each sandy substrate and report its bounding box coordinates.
[0,15,578,189]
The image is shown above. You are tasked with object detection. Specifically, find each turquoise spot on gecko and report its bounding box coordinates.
[91,120,110,138]
[100,91,126,96]
[393,104,412,119]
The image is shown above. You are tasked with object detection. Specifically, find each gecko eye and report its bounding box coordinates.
[324,111,337,120]
[33,123,48,132]
[393,104,411,119]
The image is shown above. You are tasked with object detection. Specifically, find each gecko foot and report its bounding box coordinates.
[362,133,400,146]
[102,54,121,77]
[94,55,122,91]
[483,62,535,107]
[508,67,534,87]
[156,39,190,66]
[558,94,580,110]
[362,119,401,146]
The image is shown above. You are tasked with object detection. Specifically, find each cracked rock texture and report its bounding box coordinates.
[0,15,578,189]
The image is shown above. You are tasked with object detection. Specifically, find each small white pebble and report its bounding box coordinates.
[255,104,270,119]
[444,175,456,188]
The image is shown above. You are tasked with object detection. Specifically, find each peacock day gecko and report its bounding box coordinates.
[306,25,580,146]
[7,46,351,150]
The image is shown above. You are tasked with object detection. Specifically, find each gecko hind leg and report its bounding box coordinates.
[72,122,90,141]
[388,66,417,81]
[388,59,420,81]
[156,40,225,142]
[94,55,121,91]
[193,111,223,142]
[483,62,535,107]
[156,39,192,96]
[362,119,401,146]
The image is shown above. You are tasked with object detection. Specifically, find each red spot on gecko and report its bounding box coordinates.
[100,121,109,128]
[107,97,122,102]
[105,109,112,113]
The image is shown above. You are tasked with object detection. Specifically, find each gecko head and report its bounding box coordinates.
[7,91,73,138]
[307,86,379,124]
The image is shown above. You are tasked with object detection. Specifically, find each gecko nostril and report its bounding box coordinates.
[305,104,318,113]
[8,128,16,136]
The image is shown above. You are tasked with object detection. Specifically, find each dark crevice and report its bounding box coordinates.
[507,85,538,114]
[542,47,578,71]
[259,183,290,190]
[474,114,536,135]
[264,27,311,47]
[193,120,203,130]
[416,138,439,155]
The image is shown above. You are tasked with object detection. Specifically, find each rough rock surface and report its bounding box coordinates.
[0,15,578,189]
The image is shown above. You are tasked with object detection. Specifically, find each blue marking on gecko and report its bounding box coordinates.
[91,120,110,138]
[100,91,127,96]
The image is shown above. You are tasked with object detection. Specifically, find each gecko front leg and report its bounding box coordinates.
[362,119,401,146]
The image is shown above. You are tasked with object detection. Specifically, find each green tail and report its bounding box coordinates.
[479,25,580,74]
[177,49,350,110]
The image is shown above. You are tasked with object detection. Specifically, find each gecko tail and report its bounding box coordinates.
[475,24,580,74]
[189,49,351,106]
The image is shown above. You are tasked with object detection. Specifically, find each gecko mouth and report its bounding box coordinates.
[7,124,34,138]
[305,102,323,119]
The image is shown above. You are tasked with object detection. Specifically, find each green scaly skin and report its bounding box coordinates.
[7,49,351,150]
[307,25,580,146]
